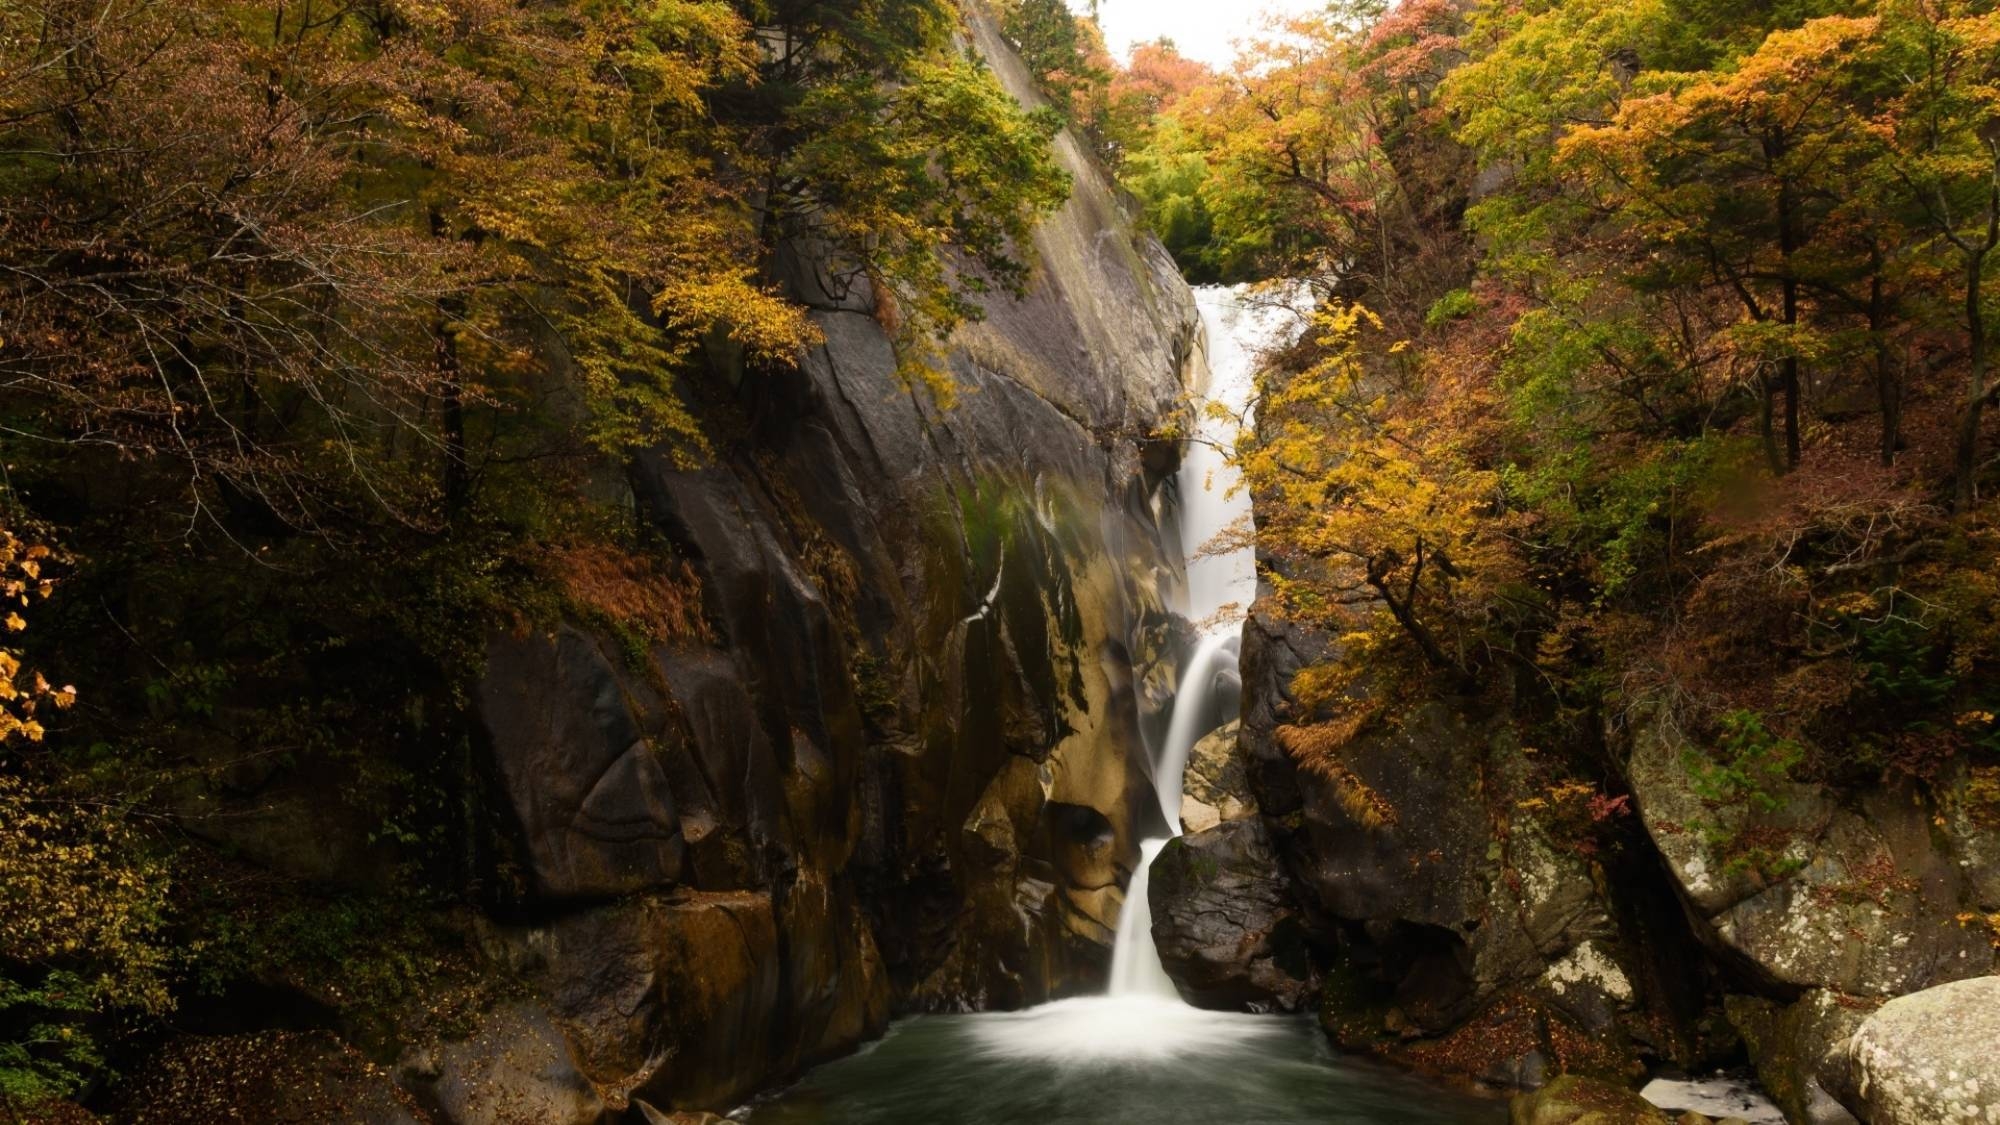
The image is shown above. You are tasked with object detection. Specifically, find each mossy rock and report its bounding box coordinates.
[1511,1075,1670,1125]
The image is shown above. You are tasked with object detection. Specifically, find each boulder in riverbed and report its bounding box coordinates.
[1147,817,1316,1011]
[1724,991,1865,1125]
[1843,975,2000,1125]
[398,1002,607,1125]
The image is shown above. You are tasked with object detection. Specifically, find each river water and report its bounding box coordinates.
[740,1007,1503,1124]
[743,285,1503,1124]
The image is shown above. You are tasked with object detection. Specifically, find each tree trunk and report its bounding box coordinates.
[435,301,468,521]
[1952,143,2000,511]
[1958,244,1990,510]
[1366,551,1460,681]
[1870,268,1899,467]
[428,207,469,522]
[1759,369,1784,477]
[1776,168,1803,472]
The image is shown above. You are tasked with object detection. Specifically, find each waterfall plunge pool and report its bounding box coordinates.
[744,284,1504,1124]
[738,1005,1507,1125]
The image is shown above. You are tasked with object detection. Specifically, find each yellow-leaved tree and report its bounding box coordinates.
[1235,303,1519,701]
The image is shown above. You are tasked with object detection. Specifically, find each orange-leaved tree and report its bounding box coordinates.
[1556,15,1884,476]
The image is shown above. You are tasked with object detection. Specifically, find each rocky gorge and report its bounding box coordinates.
[414,11,1210,1120]
[19,3,2000,1123]
[105,8,1217,1121]
[1146,513,2000,1123]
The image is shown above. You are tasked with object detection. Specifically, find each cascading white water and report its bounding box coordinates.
[1106,837,1177,998]
[967,284,1315,1061]
[754,280,1512,1118]
[1102,282,1311,1003]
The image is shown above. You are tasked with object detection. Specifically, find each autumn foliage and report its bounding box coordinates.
[1102,1,2000,817]
[0,0,1076,1109]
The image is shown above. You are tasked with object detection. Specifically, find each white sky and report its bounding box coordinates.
[1070,0,1330,69]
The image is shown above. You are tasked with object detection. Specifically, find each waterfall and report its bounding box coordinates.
[968,283,1312,1061]
[1103,282,1313,1002]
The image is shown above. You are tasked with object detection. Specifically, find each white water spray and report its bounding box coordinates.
[1104,282,1312,1001]
[971,283,1315,1060]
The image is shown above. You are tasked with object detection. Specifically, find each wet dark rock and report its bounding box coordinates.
[1149,817,1316,1011]
[1048,801,1121,890]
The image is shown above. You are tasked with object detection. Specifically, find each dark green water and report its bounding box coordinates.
[742,1001,1506,1125]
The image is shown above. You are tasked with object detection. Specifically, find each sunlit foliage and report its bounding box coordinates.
[1115,0,2000,804]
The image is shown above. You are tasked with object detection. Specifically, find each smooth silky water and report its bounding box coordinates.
[744,286,1504,1125]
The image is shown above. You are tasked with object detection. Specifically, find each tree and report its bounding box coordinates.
[1201,15,1403,284]
[1235,302,1516,687]
[1124,9,1474,307]
[0,528,166,1109]
[775,50,1071,395]
[1098,39,1212,163]
[998,0,1107,124]
[1555,16,1883,474]
[1860,2,2000,507]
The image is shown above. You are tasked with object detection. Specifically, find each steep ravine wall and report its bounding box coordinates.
[1152,395,2000,1125]
[419,16,1205,1123]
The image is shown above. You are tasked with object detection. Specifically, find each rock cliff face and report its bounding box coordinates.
[1183,616,1702,1088]
[1153,569,1999,1120]
[417,9,1202,1120]
[1627,720,1997,1124]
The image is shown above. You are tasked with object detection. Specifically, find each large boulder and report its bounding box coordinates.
[1148,817,1316,1010]
[1623,711,1997,1122]
[398,1003,607,1125]
[1180,719,1255,833]
[1844,976,2000,1124]
[1243,624,1658,1065]
[1628,715,1996,999]
[476,887,889,1115]
[1725,992,1865,1125]
[532,893,787,1112]
[478,626,687,902]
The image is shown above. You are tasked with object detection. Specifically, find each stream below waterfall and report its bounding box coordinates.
[738,1009,1505,1124]
[745,286,1503,1124]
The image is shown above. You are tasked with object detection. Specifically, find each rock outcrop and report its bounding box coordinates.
[1724,992,1866,1125]
[1178,543,1999,1101]
[1186,607,1692,1085]
[1627,718,1996,1001]
[1148,816,1316,1011]
[1624,715,1998,1118]
[392,4,1204,1118]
